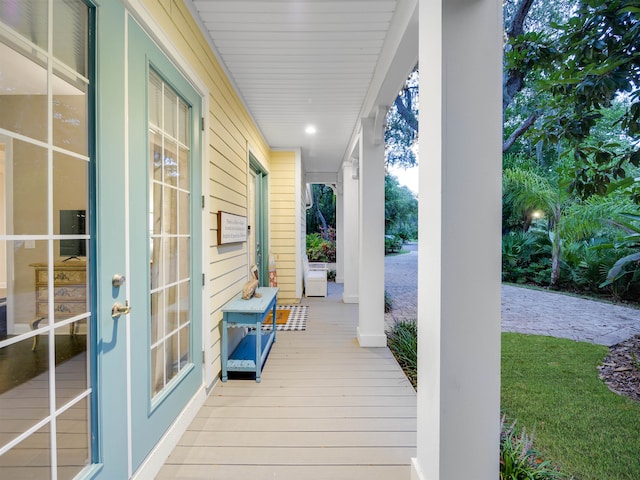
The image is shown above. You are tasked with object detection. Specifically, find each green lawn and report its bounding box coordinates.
[502,333,640,479]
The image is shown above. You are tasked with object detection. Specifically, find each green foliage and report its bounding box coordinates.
[306,184,336,236]
[385,173,418,240]
[327,269,336,282]
[502,333,640,479]
[384,290,392,313]
[501,161,640,296]
[384,235,403,254]
[500,417,566,480]
[537,0,640,198]
[502,230,552,285]
[601,213,640,290]
[503,1,640,196]
[386,320,417,388]
[305,230,336,263]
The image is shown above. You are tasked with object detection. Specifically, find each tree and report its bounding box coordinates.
[385,174,418,241]
[539,0,640,198]
[502,0,576,152]
[306,184,336,238]
[503,167,565,287]
[385,65,419,169]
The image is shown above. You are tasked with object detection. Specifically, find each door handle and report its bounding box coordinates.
[112,300,131,318]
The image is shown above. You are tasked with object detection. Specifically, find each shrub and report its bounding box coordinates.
[384,290,392,312]
[500,416,566,479]
[502,230,552,285]
[306,232,336,262]
[385,234,403,254]
[386,320,417,388]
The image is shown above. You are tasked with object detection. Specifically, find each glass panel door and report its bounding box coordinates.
[126,16,202,472]
[0,2,93,479]
[249,160,268,285]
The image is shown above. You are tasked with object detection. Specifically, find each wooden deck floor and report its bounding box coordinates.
[157,285,417,480]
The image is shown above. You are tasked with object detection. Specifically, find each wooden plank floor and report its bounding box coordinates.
[157,284,417,480]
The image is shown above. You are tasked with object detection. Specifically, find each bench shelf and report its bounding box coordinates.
[221,286,278,383]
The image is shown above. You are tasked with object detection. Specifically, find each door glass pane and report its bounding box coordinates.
[8,239,50,331]
[149,70,192,398]
[163,186,177,235]
[178,238,189,281]
[163,84,177,139]
[150,345,163,397]
[150,291,163,345]
[0,424,51,479]
[53,0,88,77]
[164,139,178,187]
[51,242,88,323]
[178,101,188,145]
[178,191,189,235]
[53,71,88,156]
[0,0,48,50]
[11,141,48,235]
[150,130,162,182]
[54,323,88,409]
[0,332,50,448]
[178,146,189,191]
[56,396,90,480]
[165,286,178,334]
[53,152,88,235]
[0,42,47,142]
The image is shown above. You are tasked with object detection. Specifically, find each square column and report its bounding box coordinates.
[335,178,345,284]
[342,160,359,303]
[357,117,386,347]
[412,0,503,479]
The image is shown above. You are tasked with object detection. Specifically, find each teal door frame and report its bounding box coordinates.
[250,155,269,286]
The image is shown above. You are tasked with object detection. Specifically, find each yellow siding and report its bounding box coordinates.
[269,151,298,304]
[141,1,300,381]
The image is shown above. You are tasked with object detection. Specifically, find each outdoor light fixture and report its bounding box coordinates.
[305,125,317,134]
[531,210,544,219]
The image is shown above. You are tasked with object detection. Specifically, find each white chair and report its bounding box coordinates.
[303,255,328,297]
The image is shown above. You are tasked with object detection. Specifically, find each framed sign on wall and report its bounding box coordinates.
[217,211,248,245]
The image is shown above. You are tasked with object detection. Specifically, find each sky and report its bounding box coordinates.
[388,164,419,195]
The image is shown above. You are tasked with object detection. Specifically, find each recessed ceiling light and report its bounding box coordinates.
[305,125,317,135]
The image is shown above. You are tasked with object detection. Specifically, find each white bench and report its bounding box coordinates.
[303,255,328,297]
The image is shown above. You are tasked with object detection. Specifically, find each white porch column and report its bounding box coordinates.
[342,159,359,303]
[412,0,502,479]
[357,117,386,347]
[335,176,345,284]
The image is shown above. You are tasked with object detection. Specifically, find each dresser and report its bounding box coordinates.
[31,261,87,349]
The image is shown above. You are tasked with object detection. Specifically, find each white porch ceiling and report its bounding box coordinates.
[187,0,418,176]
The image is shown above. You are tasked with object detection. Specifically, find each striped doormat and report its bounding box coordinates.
[262,305,308,331]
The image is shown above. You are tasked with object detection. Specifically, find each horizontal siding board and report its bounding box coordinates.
[209,199,246,217]
[211,164,245,198]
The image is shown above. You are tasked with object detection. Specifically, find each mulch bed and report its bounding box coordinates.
[598,334,640,403]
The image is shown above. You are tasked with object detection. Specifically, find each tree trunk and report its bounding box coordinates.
[503,0,537,116]
[312,185,328,238]
[394,94,418,133]
[502,111,540,153]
